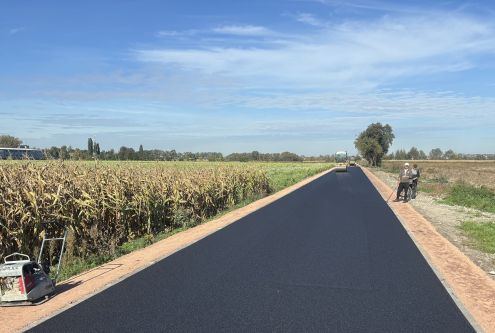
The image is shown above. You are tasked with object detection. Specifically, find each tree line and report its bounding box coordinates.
[354,123,494,166]
[0,135,311,162]
[384,147,490,160]
[44,146,306,162]
[4,133,492,164]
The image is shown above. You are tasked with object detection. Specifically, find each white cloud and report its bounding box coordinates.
[137,14,495,90]
[157,30,179,37]
[295,13,327,27]
[156,25,273,39]
[212,25,273,36]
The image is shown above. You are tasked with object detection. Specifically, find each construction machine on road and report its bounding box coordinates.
[335,151,349,172]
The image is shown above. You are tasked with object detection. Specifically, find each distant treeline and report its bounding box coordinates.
[43,144,338,162]
[385,147,495,160]
[31,138,344,162]
[224,151,302,162]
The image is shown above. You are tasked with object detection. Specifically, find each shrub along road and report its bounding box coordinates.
[30,168,474,332]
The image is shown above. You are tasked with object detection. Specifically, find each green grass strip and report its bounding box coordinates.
[441,184,495,213]
[460,221,495,253]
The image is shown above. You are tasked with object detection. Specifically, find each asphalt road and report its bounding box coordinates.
[31,167,474,332]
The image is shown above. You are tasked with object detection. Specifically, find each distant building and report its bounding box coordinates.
[0,147,45,160]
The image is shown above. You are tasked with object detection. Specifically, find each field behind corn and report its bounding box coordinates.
[381,160,495,192]
[0,161,332,274]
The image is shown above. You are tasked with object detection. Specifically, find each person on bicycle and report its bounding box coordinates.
[410,163,420,199]
[394,162,412,202]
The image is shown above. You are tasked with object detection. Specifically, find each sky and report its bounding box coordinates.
[1,0,495,155]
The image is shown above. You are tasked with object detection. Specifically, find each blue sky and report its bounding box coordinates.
[1,0,495,154]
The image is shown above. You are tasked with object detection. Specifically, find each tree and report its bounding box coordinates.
[407,147,420,160]
[251,151,260,161]
[95,143,101,156]
[87,138,94,156]
[355,136,383,166]
[0,135,22,148]
[443,149,457,160]
[429,148,443,160]
[354,123,394,166]
[47,146,60,159]
[60,146,69,160]
[394,149,407,160]
[118,146,136,160]
[385,152,394,160]
[418,150,427,160]
[71,148,85,160]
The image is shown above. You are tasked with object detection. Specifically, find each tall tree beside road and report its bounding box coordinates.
[87,138,94,156]
[0,135,22,148]
[354,123,394,166]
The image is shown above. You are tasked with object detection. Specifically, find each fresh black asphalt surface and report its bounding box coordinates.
[31,167,474,332]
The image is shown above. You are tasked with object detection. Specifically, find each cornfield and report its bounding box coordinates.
[0,161,271,261]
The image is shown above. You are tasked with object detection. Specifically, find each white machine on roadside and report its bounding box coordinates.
[0,221,67,306]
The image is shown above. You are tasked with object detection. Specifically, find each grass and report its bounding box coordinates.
[460,221,495,253]
[57,226,188,281]
[430,175,449,184]
[417,186,434,193]
[52,161,332,281]
[441,184,495,213]
[262,163,331,191]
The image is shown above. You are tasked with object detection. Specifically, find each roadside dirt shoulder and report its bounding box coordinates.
[363,167,495,332]
[0,168,335,333]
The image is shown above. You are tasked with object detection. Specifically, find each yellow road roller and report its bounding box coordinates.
[335,151,348,172]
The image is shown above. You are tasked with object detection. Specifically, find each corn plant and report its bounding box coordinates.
[0,161,271,261]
